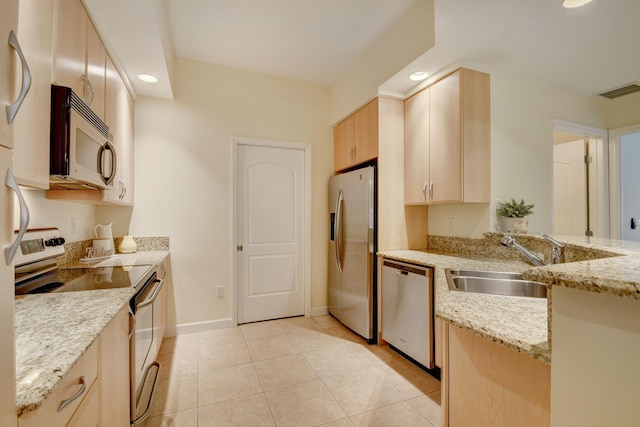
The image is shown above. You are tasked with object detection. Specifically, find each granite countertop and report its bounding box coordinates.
[379,250,550,363]
[62,250,170,269]
[379,234,640,365]
[15,251,170,416]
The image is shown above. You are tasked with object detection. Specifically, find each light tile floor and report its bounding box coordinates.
[142,315,442,427]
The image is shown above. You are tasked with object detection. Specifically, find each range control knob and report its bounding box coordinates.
[44,237,66,247]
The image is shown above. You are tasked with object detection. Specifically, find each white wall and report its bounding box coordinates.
[122,58,332,329]
[14,189,97,242]
[330,0,435,123]
[605,91,640,129]
[428,68,606,238]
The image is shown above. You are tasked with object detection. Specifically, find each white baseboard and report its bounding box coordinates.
[165,318,233,337]
[166,309,329,337]
[311,306,328,317]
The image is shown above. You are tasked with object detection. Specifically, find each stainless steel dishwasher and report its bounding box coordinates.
[381,259,434,369]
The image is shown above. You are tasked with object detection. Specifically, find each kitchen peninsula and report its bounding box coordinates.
[380,232,640,427]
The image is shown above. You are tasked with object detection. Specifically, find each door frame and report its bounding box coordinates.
[551,119,609,237]
[232,136,311,326]
[609,123,640,239]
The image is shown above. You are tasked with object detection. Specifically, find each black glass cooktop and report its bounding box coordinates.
[15,265,153,295]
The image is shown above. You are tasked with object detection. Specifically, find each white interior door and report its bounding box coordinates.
[554,139,587,235]
[236,141,307,324]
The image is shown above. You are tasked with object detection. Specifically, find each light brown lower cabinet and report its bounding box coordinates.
[18,305,130,427]
[443,324,550,427]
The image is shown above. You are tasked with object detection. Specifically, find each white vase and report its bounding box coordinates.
[505,217,528,234]
[118,235,137,253]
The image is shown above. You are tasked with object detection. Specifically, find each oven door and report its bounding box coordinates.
[131,273,164,425]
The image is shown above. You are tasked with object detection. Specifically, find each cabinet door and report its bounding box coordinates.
[100,307,130,427]
[0,4,18,426]
[429,70,462,203]
[0,0,18,149]
[52,0,86,96]
[404,88,430,204]
[13,0,54,189]
[0,151,17,427]
[103,55,134,205]
[333,114,355,172]
[447,325,550,427]
[354,98,378,165]
[85,19,105,119]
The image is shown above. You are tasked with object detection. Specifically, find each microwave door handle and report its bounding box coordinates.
[98,141,117,185]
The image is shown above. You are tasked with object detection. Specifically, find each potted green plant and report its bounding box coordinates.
[497,197,534,233]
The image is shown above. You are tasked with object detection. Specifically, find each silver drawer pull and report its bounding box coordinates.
[57,375,86,412]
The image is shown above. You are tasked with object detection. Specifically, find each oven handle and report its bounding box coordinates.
[132,361,161,425]
[136,278,164,310]
[127,306,135,340]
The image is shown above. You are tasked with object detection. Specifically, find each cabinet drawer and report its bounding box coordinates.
[67,378,100,427]
[19,342,98,427]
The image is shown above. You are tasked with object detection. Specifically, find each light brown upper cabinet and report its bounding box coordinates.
[102,55,134,205]
[405,68,490,205]
[52,0,106,119]
[12,0,54,189]
[404,87,430,204]
[334,98,379,172]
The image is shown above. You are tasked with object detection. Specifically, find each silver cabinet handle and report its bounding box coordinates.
[6,31,31,124]
[422,181,428,200]
[81,75,95,106]
[5,169,29,265]
[57,376,86,412]
[428,180,433,202]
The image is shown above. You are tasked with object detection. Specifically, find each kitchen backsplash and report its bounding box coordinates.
[57,236,170,265]
[427,233,619,264]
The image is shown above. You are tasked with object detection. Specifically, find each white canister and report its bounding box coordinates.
[118,235,137,254]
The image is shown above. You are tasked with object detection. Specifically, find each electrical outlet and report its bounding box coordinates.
[70,217,78,235]
[448,218,455,230]
[216,285,224,298]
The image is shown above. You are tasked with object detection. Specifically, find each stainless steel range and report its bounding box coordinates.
[14,228,165,425]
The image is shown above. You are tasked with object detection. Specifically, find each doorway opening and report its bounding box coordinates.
[552,120,609,237]
[609,124,640,241]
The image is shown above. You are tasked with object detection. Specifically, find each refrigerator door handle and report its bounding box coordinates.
[334,189,344,273]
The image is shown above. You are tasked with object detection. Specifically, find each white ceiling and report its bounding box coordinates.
[85,0,640,101]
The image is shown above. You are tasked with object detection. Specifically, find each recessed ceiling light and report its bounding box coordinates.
[409,71,429,82]
[562,0,594,8]
[138,74,159,83]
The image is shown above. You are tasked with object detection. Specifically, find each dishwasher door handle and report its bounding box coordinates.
[397,270,409,276]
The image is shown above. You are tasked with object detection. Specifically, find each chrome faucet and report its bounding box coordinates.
[539,233,565,264]
[500,235,546,266]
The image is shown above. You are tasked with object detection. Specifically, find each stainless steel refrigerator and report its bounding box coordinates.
[328,166,376,342]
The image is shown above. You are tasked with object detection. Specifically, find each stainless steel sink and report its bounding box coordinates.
[445,269,524,280]
[445,268,547,298]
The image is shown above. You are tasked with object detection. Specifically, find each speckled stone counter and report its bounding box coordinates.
[378,250,550,363]
[15,249,170,416]
[62,250,170,269]
[380,234,640,365]
[15,289,134,415]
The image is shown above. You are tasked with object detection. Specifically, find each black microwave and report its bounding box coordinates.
[49,85,116,190]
